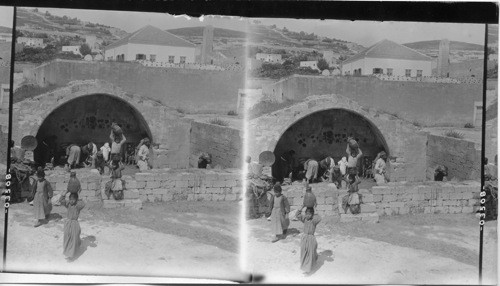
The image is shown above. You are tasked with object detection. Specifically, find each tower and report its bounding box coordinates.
[201,25,214,64]
[437,39,450,77]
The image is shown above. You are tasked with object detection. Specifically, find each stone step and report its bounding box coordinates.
[340,213,379,223]
[103,199,142,210]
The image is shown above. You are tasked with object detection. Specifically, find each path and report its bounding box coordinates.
[4,201,243,281]
[246,213,497,284]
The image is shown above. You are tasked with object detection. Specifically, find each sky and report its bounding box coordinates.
[10,7,490,47]
[0,6,13,28]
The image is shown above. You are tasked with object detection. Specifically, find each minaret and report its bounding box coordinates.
[437,39,450,77]
[201,25,214,64]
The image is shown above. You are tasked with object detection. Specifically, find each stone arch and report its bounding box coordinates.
[248,94,428,181]
[13,80,184,164]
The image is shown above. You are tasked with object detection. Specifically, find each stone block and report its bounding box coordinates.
[371,187,387,195]
[461,206,474,213]
[163,194,174,201]
[361,203,377,213]
[126,180,138,189]
[146,181,161,189]
[399,207,410,214]
[325,196,334,204]
[139,194,148,202]
[135,173,153,181]
[136,181,146,189]
[213,180,226,188]
[161,180,175,188]
[362,194,374,203]
[449,193,462,200]
[389,201,405,208]
[462,192,474,200]
[384,208,394,216]
[225,194,237,201]
[443,200,459,206]
[373,194,383,203]
[176,180,189,188]
[383,194,396,202]
[225,180,237,187]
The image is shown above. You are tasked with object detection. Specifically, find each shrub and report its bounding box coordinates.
[464,123,475,128]
[175,108,185,114]
[208,118,229,127]
[227,110,238,116]
[443,130,465,139]
[412,120,422,127]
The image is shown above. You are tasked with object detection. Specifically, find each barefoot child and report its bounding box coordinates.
[105,160,125,200]
[268,184,290,242]
[296,207,321,274]
[60,192,85,261]
[32,169,53,227]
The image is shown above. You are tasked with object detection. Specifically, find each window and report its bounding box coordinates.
[135,54,146,60]
[387,68,393,76]
[417,70,422,77]
[405,69,411,77]
[180,56,186,64]
[168,56,174,63]
[372,68,383,74]
[150,54,156,62]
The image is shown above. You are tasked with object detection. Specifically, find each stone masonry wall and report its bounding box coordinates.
[282,183,338,216]
[189,121,243,169]
[371,181,480,216]
[24,60,245,113]
[426,134,481,181]
[45,168,243,203]
[262,75,482,126]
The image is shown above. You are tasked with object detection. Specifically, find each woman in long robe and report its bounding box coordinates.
[268,184,290,242]
[61,193,85,260]
[296,207,322,274]
[32,169,53,227]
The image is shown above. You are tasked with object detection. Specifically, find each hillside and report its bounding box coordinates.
[167,26,246,38]
[16,8,128,42]
[0,26,12,33]
[404,40,483,51]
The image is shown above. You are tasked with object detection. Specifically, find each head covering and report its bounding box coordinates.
[273,183,282,193]
[36,169,45,178]
[104,142,110,148]
[70,171,76,177]
[341,157,347,163]
[306,186,312,192]
[143,138,150,144]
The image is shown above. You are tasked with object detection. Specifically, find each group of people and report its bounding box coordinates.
[247,137,392,274]
[64,123,152,174]
[278,137,389,188]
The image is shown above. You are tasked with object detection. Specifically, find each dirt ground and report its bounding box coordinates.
[1,200,243,281]
[246,213,498,284]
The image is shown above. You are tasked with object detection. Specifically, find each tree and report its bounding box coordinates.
[79,43,91,56]
[317,58,329,71]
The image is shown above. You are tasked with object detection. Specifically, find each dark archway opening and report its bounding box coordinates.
[272,109,388,182]
[35,94,152,166]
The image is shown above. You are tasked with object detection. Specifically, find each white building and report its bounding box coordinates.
[342,39,433,77]
[300,60,319,71]
[256,53,282,63]
[17,37,45,48]
[104,25,196,63]
[0,33,12,42]
[62,45,81,55]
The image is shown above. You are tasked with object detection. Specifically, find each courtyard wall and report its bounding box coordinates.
[426,134,481,181]
[46,168,243,203]
[23,60,245,113]
[189,121,243,169]
[262,75,482,126]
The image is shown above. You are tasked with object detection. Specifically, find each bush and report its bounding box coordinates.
[227,110,238,116]
[175,108,186,114]
[208,118,229,126]
[464,123,475,128]
[443,130,465,139]
[13,84,59,103]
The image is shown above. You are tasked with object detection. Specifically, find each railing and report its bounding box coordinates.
[372,73,482,84]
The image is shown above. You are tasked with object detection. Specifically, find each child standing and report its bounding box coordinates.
[60,192,85,261]
[268,184,290,242]
[342,174,362,214]
[296,207,321,274]
[32,169,53,227]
